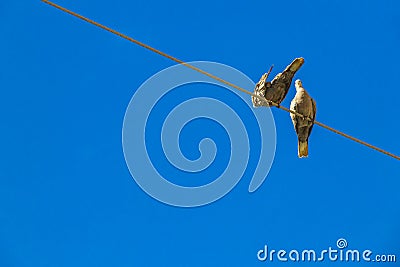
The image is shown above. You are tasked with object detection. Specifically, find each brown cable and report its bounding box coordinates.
[41,0,400,161]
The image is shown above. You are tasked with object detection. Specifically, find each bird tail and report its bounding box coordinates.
[298,140,308,158]
[288,57,305,72]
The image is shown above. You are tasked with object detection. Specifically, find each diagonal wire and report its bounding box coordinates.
[41,0,400,161]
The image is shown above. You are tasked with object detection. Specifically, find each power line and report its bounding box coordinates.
[41,0,400,161]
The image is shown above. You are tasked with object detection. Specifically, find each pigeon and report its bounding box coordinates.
[252,57,304,107]
[290,79,317,158]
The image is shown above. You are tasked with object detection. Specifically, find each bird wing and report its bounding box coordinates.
[290,100,300,135]
[270,72,291,104]
[252,74,269,106]
[307,97,317,136]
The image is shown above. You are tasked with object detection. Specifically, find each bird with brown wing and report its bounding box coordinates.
[252,57,304,107]
[290,79,317,158]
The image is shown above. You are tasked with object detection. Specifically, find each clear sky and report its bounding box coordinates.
[1,0,399,266]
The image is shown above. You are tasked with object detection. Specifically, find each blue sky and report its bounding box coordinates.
[1,0,399,266]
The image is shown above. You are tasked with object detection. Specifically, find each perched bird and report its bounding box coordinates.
[290,79,317,158]
[252,57,304,107]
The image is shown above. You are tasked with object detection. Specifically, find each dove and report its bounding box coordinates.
[290,79,317,158]
[252,57,304,107]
